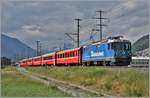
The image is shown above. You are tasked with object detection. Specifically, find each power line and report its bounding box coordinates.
[65,18,82,48]
[65,33,77,43]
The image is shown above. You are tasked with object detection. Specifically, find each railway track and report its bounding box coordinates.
[16,67,113,97]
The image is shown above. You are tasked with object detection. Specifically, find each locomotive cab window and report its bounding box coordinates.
[111,42,131,51]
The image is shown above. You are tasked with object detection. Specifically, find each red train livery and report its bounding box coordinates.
[19,47,82,67]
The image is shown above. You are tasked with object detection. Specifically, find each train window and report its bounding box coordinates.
[111,42,131,51]
[125,43,129,50]
[69,52,71,57]
[66,53,68,57]
[70,52,72,57]
[108,44,111,50]
[75,51,77,56]
[72,52,74,57]
[65,53,68,57]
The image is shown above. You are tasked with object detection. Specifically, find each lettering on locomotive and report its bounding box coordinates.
[91,51,104,57]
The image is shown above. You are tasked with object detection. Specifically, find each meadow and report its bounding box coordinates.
[27,66,149,97]
[1,67,70,97]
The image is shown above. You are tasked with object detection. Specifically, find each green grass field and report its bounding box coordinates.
[1,67,70,97]
[27,66,149,97]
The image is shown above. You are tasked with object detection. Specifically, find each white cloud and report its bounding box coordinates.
[122,0,137,10]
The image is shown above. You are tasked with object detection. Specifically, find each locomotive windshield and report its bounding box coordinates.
[111,42,131,51]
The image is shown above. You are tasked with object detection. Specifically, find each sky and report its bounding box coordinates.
[1,0,149,50]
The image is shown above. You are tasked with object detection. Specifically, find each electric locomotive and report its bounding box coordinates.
[82,36,132,66]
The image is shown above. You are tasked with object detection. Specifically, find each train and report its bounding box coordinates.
[131,57,149,67]
[19,36,132,67]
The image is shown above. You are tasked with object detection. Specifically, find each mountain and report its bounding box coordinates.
[134,48,149,57]
[1,34,36,60]
[132,35,149,56]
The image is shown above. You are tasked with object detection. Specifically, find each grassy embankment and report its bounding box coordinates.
[1,67,70,97]
[27,66,149,97]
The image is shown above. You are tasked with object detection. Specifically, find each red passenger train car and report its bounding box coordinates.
[26,58,33,66]
[19,47,82,67]
[56,47,81,65]
[42,52,56,65]
[20,59,31,67]
[20,59,28,67]
[32,56,42,66]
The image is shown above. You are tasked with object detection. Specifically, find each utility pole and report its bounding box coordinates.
[94,10,107,41]
[39,43,42,55]
[27,46,30,58]
[75,18,82,47]
[36,40,40,56]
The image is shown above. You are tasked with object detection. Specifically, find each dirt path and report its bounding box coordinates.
[16,67,112,97]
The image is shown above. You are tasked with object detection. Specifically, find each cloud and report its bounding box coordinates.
[105,0,149,42]
[2,0,149,50]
